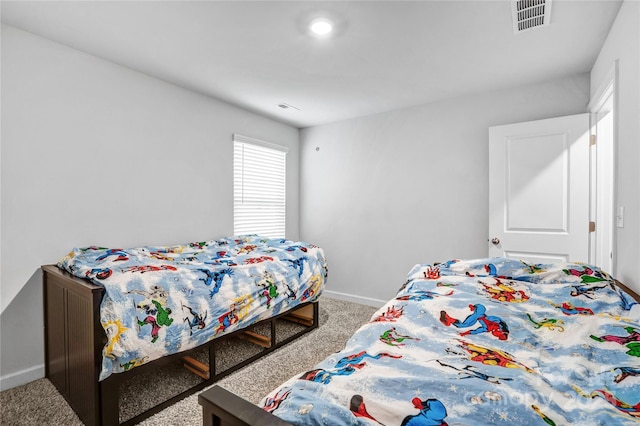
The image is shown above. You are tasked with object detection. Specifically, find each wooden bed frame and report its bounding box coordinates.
[198,279,640,426]
[42,264,320,426]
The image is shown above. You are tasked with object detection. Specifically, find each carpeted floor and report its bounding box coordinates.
[0,297,378,425]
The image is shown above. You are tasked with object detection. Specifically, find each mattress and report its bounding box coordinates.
[58,235,327,380]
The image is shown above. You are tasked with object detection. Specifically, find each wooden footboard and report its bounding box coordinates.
[199,385,292,426]
[42,265,319,426]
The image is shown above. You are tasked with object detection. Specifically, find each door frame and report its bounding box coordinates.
[588,60,618,275]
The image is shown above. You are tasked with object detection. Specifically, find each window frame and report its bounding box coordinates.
[233,134,288,239]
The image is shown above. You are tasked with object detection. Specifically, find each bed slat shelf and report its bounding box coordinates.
[282,304,315,326]
[182,356,211,380]
[238,330,272,348]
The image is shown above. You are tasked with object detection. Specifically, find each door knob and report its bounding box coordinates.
[491,237,500,245]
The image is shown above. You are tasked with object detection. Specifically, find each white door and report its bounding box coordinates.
[488,114,590,264]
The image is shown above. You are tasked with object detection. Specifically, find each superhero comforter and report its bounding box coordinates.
[57,235,327,381]
[260,258,640,425]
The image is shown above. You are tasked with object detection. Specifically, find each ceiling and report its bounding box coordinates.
[1,1,623,128]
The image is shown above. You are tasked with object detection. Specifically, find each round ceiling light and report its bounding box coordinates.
[310,18,333,36]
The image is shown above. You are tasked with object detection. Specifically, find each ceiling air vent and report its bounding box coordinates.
[512,0,552,33]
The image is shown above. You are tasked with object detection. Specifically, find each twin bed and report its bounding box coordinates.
[42,235,327,425]
[200,258,640,425]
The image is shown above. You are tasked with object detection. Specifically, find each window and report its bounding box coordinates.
[233,134,287,239]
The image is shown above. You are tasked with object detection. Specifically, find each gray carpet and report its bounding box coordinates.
[0,297,378,425]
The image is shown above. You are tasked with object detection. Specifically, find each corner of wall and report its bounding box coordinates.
[0,269,45,390]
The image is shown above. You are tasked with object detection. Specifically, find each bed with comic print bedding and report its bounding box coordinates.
[42,235,327,426]
[199,258,640,426]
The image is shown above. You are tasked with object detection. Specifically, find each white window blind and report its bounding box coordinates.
[233,134,287,239]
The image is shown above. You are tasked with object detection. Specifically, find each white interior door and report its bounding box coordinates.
[488,114,590,264]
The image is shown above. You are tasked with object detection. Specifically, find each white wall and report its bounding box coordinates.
[300,74,590,305]
[590,0,640,293]
[0,25,299,389]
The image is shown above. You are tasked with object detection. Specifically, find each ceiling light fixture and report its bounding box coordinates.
[309,18,333,36]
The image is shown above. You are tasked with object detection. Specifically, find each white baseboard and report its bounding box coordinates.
[0,364,44,391]
[322,290,386,308]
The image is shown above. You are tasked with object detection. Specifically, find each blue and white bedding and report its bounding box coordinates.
[260,258,640,425]
[57,235,327,381]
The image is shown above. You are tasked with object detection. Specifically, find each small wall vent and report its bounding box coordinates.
[512,0,552,33]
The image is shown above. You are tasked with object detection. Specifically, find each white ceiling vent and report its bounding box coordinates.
[512,0,552,33]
